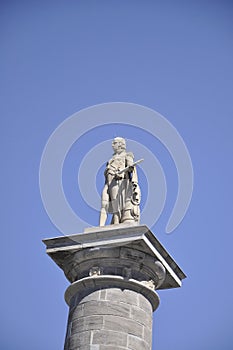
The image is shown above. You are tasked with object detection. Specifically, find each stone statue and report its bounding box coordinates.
[99,137,142,226]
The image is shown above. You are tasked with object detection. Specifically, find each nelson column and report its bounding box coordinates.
[43,137,186,350]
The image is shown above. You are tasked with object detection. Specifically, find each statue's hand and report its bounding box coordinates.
[127,165,134,173]
[115,172,124,180]
[116,166,134,176]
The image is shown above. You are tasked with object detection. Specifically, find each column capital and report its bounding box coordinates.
[43,224,186,294]
[43,224,186,350]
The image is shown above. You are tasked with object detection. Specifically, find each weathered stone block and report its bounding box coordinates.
[68,331,91,349]
[99,346,128,350]
[77,346,100,350]
[103,314,143,337]
[81,300,131,318]
[68,304,84,322]
[138,293,153,314]
[143,325,152,346]
[75,290,101,304]
[128,334,150,350]
[92,330,128,346]
[72,315,104,333]
[130,305,152,328]
[105,288,139,307]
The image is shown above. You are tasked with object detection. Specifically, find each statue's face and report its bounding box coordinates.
[112,137,125,153]
[112,139,121,153]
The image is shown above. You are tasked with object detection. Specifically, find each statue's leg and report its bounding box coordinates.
[99,184,109,226]
[109,181,121,224]
[112,212,120,224]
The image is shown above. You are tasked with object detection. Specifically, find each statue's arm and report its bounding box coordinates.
[126,152,134,167]
[104,162,108,177]
[126,152,139,183]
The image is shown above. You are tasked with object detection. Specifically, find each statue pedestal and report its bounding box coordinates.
[43,224,186,350]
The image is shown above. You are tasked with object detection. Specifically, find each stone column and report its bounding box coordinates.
[65,285,157,350]
[43,224,186,350]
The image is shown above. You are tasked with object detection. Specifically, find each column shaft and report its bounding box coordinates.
[64,287,155,350]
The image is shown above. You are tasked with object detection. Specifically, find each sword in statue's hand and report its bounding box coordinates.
[116,158,144,175]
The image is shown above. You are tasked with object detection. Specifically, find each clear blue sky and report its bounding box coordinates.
[1,1,233,349]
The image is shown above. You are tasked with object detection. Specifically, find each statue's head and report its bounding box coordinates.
[112,137,126,153]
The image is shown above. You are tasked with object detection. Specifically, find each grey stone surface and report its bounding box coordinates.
[105,288,140,308]
[43,225,186,350]
[99,347,128,350]
[43,224,186,290]
[65,276,160,312]
[66,331,91,349]
[64,288,153,350]
[130,305,152,328]
[103,315,143,337]
[128,334,150,350]
[71,315,104,333]
[143,325,153,347]
[92,330,128,346]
